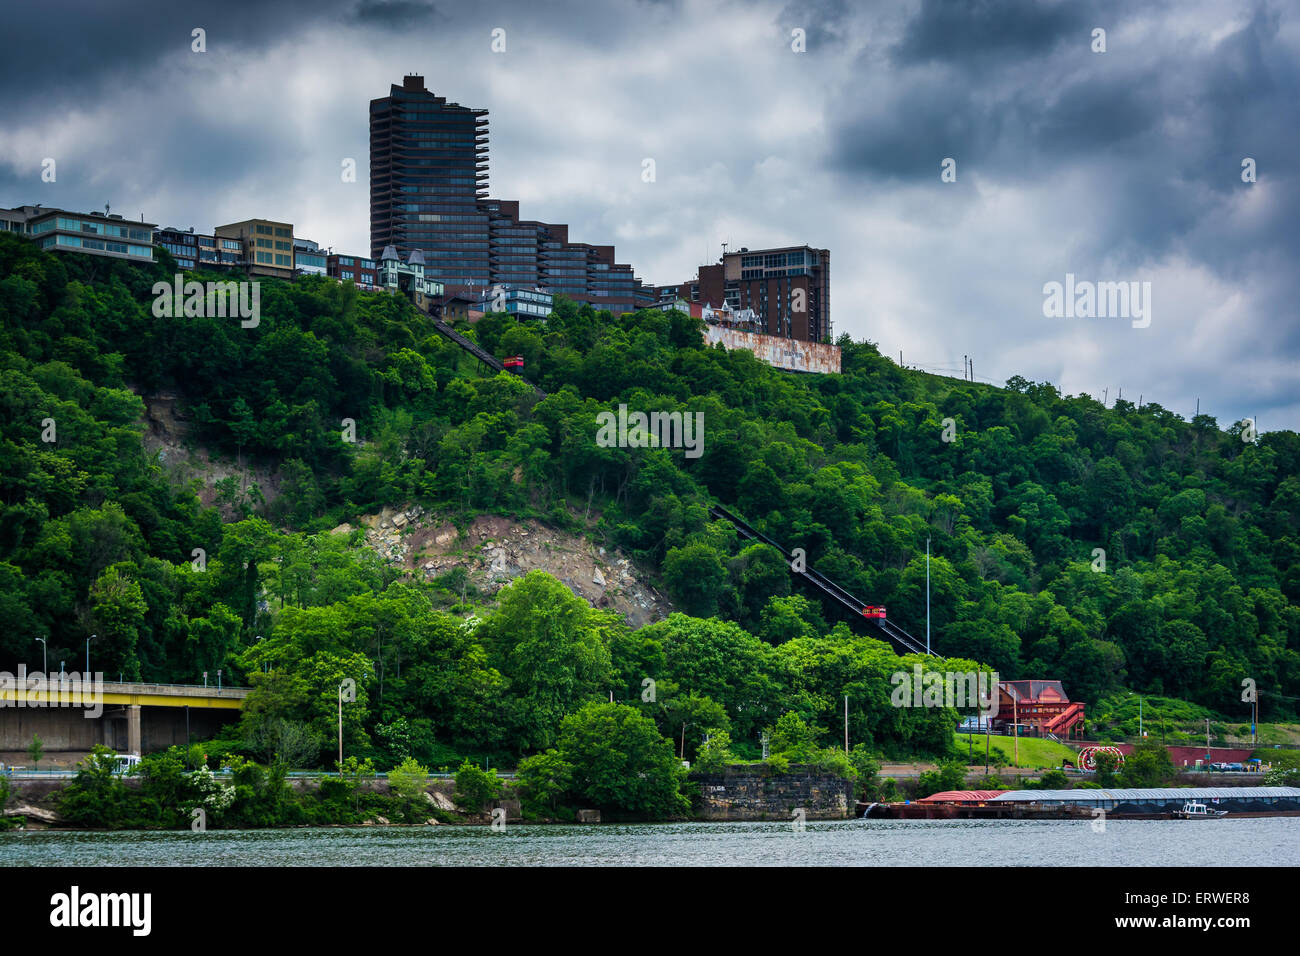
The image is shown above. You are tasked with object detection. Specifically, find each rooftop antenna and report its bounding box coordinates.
[104,203,110,216]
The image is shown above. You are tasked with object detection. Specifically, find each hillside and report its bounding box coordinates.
[1,232,1297,769]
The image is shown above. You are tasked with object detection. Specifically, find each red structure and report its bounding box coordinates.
[992,680,1086,739]
[860,605,886,619]
[918,790,1007,804]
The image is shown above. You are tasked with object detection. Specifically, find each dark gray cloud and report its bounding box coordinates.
[891,0,1091,66]
[0,0,1296,430]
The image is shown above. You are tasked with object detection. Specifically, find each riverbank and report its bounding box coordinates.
[4,818,1298,867]
[1,765,858,830]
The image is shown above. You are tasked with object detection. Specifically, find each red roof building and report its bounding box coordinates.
[993,680,1086,739]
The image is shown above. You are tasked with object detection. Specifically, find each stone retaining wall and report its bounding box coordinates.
[691,766,853,820]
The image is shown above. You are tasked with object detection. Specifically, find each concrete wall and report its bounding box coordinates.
[691,765,854,820]
[703,326,842,374]
[1,705,233,763]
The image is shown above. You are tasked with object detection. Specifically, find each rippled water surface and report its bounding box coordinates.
[2,817,1297,866]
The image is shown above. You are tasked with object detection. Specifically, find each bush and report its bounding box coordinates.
[1119,741,1176,787]
[763,753,791,775]
[553,702,689,819]
[387,757,430,822]
[454,760,503,812]
[58,746,134,828]
[849,745,881,802]
[516,749,573,818]
[915,759,969,798]
[811,748,856,780]
[693,731,734,773]
[1037,768,1069,789]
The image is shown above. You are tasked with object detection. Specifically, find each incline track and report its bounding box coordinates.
[422,311,928,656]
[427,314,547,398]
[709,503,932,656]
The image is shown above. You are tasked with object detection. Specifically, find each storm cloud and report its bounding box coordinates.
[1,0,1296,428]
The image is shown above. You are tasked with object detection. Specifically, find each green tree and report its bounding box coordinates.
[454,759,503,812]
[516,749,574,818]
[693,730,734,773]
[475,571,614,752]
[387,757,430,821]
[1119,741,1176,787]
[554,702,689,819]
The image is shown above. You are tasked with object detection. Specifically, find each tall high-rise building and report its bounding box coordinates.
[370,75,490,289]
[370,76,646,312]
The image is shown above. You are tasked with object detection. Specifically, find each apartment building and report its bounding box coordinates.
[1,205,156,263]
[656,244,831,342]
[214,218,295,278]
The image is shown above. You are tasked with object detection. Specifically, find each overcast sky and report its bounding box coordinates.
[1,0,1296,430]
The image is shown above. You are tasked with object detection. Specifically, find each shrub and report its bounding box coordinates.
[849,745,881,802]
[454,760,503,812]
[387,757,430,822]
[516,749,573,818]
[693,731,734,773]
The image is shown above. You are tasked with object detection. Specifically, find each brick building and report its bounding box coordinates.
[656,244,831,342]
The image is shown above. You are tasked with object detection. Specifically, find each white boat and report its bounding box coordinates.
[1175,801,1227,819]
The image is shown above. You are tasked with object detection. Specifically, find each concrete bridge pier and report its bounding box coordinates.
[127,703,140,756]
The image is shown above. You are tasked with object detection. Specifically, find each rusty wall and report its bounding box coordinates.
[703,326,841,374]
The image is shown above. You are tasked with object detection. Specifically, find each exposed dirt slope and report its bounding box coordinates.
[338,507,674,628]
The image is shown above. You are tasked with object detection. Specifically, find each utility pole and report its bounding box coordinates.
[1253,691,1258,746]
[338,683,344,768]
[844,694,849,754]
[925,536,931,655]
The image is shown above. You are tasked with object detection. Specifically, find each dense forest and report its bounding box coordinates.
[1,231,1296,773]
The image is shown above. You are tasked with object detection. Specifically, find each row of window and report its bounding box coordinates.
[398,179,480,188]
[41,234,152,257]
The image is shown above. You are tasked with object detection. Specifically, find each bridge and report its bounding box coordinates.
[0,679,249,761]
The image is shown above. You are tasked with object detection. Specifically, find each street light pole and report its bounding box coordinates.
[925,537,931,655]
[338,683,345,768]
[86,634,95,676]
[35,637,47,674]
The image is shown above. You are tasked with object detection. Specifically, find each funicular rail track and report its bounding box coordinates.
[709,503,932,655]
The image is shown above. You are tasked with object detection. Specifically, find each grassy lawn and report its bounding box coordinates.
[955,734,1078,769]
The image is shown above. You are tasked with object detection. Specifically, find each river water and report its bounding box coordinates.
[2,817,1296,865]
